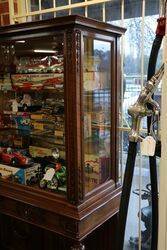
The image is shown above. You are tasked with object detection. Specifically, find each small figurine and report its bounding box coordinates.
[13,113,31,133]
[20,94,32,111]
[12,99,19,113]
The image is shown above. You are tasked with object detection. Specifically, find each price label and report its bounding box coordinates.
[43,168,55,181]
[141,136,156,156]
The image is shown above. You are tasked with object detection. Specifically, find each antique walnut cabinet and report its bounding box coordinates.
[0,15,125,249]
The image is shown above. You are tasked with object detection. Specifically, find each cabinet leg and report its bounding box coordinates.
[71,242,85,250]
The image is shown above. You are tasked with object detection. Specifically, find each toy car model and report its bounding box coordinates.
[0,147,33,166]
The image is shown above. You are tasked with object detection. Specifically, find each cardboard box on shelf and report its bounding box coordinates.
[84,154,110,193]
[0,163,40,185]
[29,146,53,158]
[29,145,65,159]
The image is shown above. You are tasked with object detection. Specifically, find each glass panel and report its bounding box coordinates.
[71,7,85,16]
[42,13,54,20]
[56,10,69,17]
[41,0,53,9]
[83,37,111,194]
[0,35,66,195]
[88,4,103,21]
[56,0,68,7]
[30,15,40,22]
[145,0,159,16]
[30,0,39,11]
[124,0,142,19]
[72,0,84,3]
[106,0,121,25]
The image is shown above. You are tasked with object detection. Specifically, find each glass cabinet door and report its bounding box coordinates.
[83,37,112,194]
[0,35,66,195]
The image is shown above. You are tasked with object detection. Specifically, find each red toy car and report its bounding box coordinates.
[0,147,33,166]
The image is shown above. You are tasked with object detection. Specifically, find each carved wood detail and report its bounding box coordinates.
[65,29,84,205]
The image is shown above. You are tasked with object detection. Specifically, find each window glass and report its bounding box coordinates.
[145,0,159,16]
[71,7,85,16]
[124,0,142,19]
[41,0,53,9]
[42,13,54,20]
[30,0,39,11]
[56,0,68,7]
[88,4,103,21]
[105,0,121,25]
[71,0,84,3]
[56,10,69,17]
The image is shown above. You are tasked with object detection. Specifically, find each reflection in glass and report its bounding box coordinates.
[83,37,111,193]
[0,35,66,195]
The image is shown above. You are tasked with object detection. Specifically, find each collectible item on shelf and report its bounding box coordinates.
[29,146,55,158]
[16,55,64,74]
[0,147,33,166]
[13,113,31,132]
[12,99,19,113]
[40,163,66,191]
[84,154,110,192]
[0,74,12,91]
[0,162,40,184]
[11,73,64,91]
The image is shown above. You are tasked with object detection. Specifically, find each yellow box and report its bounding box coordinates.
[32,121,44,130]
[31,114,46,120]
[29,146,53,157]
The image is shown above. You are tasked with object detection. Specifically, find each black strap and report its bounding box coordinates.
[118,141,137,250]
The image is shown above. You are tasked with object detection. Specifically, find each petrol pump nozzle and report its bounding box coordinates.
[128,64,164,142]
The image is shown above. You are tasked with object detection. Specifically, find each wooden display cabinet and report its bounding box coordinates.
[0,15,125,249]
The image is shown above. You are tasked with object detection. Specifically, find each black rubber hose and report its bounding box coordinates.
[118,141,137,250]
[147,35,163,79]
[147,34,163,250]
